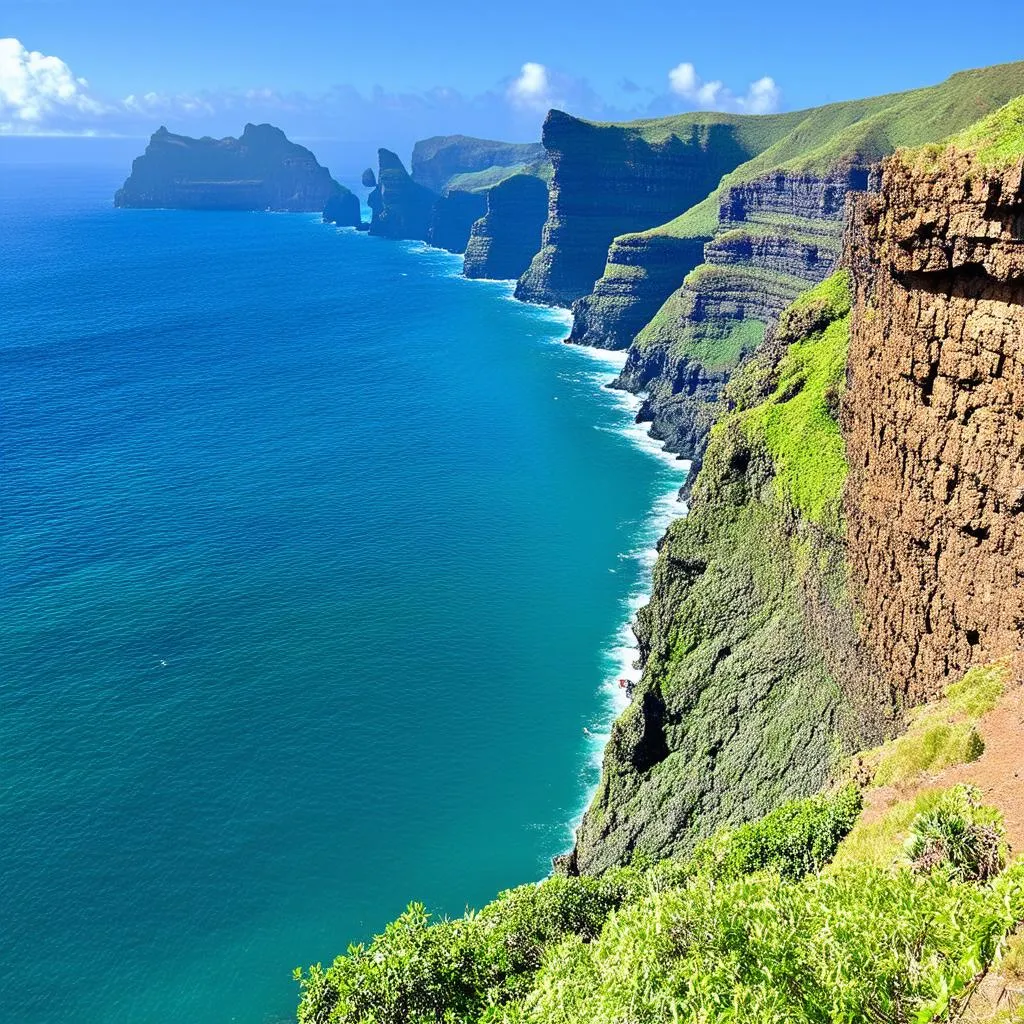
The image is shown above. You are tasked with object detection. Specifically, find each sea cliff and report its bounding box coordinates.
[514,108,803,308]
[571,97,1024,871]
[114,123,350,214]
[365,139,550,263]
[611,62,1024,469]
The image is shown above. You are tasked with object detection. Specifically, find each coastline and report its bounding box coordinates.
[381,232,691,853]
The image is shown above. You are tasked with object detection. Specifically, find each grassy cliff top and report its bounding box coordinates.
[949,94,1024,167]
[621,60,1024,241]
[445,158,552,193]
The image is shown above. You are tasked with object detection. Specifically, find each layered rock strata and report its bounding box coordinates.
[617,170,861,471]
[515,110,795,308]
[463,174,550,280]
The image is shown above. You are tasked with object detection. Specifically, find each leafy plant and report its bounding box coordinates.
[690,782,863,880]
[906,784,1008,882]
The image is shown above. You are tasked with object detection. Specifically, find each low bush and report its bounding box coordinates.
[690,782,863,880]
[906,784,1008,882]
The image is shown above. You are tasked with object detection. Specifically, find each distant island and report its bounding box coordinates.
[114,123,360,222]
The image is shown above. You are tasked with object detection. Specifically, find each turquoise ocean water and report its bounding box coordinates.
[1,165,687,1023]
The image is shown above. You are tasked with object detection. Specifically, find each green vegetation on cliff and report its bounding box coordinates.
[297,782,1024,1024]
[736,271,852,526]
[653,60,1024,242]
[571,273,893,875]
[950,95,1024,167]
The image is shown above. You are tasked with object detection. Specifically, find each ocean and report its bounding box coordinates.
[0,164,687,1023]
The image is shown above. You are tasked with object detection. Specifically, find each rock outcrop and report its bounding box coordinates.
[463,173,549,281]
[322,190,362,228]
[843,141,1024,706]
[515,110,799,309]
[367,148,437,241]
[114,124,346,212]
[411,135,546,194]
[567,234,706,350]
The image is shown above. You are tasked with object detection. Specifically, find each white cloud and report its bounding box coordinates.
[667,61,781,114]
[0,37,106,132]
[740,75,781,114]
[507,62,554,111]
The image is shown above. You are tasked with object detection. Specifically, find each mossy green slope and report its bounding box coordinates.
[657,60,1024,243]
[571,274,895,874]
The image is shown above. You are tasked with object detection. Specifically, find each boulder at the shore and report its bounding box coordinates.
[114,123,343,212]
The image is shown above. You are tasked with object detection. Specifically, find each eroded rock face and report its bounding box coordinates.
[618,170,861,470]
[463,173,549,281]
[367,149,437,241]
[843,152,1024,703]
[114,124,346,212]
[428,189,488,254]
[515,111,761,308]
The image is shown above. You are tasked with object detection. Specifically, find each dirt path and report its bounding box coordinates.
[859,658,1024,854]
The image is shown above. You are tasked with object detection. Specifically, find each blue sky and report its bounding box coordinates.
[4,0,1024,160]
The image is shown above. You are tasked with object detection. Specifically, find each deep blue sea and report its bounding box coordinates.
[1,165,687,1023]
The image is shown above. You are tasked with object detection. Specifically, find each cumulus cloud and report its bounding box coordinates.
[667,61,780,114]
[507,62,554,111]
[0,37,106,132]
[0,38,634,148]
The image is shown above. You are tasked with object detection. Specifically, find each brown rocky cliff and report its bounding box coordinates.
[843,151,1024,705]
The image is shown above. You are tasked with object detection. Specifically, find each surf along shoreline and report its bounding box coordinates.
[335,226,691,861]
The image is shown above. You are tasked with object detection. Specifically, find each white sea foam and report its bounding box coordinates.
[543,334,691,846]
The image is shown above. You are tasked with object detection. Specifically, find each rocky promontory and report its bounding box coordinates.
[463,173,549,280]
[367,148,437,241]
[365,138,551,264]
[114,123,349,213]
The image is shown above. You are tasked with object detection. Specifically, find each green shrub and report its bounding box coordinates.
[296,786,1023,1024]
[829,789,946,871]
[690,783,863,880]
[906,784,1008,882]
[512,862,1024,1024]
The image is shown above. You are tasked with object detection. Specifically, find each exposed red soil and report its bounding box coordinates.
[859,655,1024,855]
